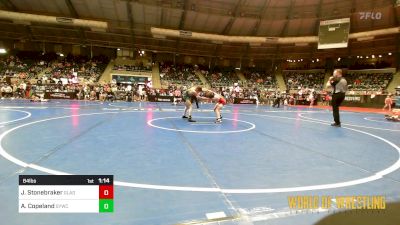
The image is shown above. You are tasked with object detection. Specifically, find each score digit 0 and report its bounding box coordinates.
[99,185,113,199]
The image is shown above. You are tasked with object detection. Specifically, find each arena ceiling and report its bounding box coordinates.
[0,0,399,59]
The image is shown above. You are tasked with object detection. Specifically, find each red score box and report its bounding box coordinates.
[99,185,114,199]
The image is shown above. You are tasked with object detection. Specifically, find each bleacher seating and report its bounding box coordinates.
[284,71,325,91]
[203,67,239,87]
[44,55,108,82]
[0,52,396,103]
[0,55,48,79]
[346,72,393,91]
[159,63,202,86]
[242,69,277,89]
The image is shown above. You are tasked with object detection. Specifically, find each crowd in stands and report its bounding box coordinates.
[159,62,202,86]
[0,52,397,106]
[161,83,261,104]
[242,69,277,89]
[43,55,108,83]
[74,82,146,102]
[201,66,239,87]
[0,52,109,101]
[284,71,325,91]
[0,55,48,80]
[346,72,393,93]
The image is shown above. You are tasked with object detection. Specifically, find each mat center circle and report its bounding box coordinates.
[147,116,256,133]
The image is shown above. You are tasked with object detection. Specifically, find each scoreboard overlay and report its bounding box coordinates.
[318,17,350,49]
[19,175,113,213]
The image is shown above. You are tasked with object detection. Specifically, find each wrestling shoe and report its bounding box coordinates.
[215,118,222,123]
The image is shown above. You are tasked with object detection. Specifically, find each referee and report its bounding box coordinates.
[327,69,347,127]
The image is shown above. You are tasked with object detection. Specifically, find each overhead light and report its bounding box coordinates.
[360,56,363,58]
[371,55,375,58]
[366,56,369,58]
[117,48,121,51]
[337,57,341,61]
[388,52,392,55]
[141,50,145,54]
[59,53,64,57]
[378,55,382,58]
[311,60,314,63]
[316,58,319,62]
[300,59,303,61]
[0,48,6,54]
[356,56,359,58]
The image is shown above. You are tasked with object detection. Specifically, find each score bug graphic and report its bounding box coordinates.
[19,175,114,213]
[99,185,114,213]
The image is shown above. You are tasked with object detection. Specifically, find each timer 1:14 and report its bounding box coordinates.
[98,178,110,184]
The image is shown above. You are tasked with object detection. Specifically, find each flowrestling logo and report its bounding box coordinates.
[359,12,382,20]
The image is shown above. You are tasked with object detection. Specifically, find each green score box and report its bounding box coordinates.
[99,199,114,213]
